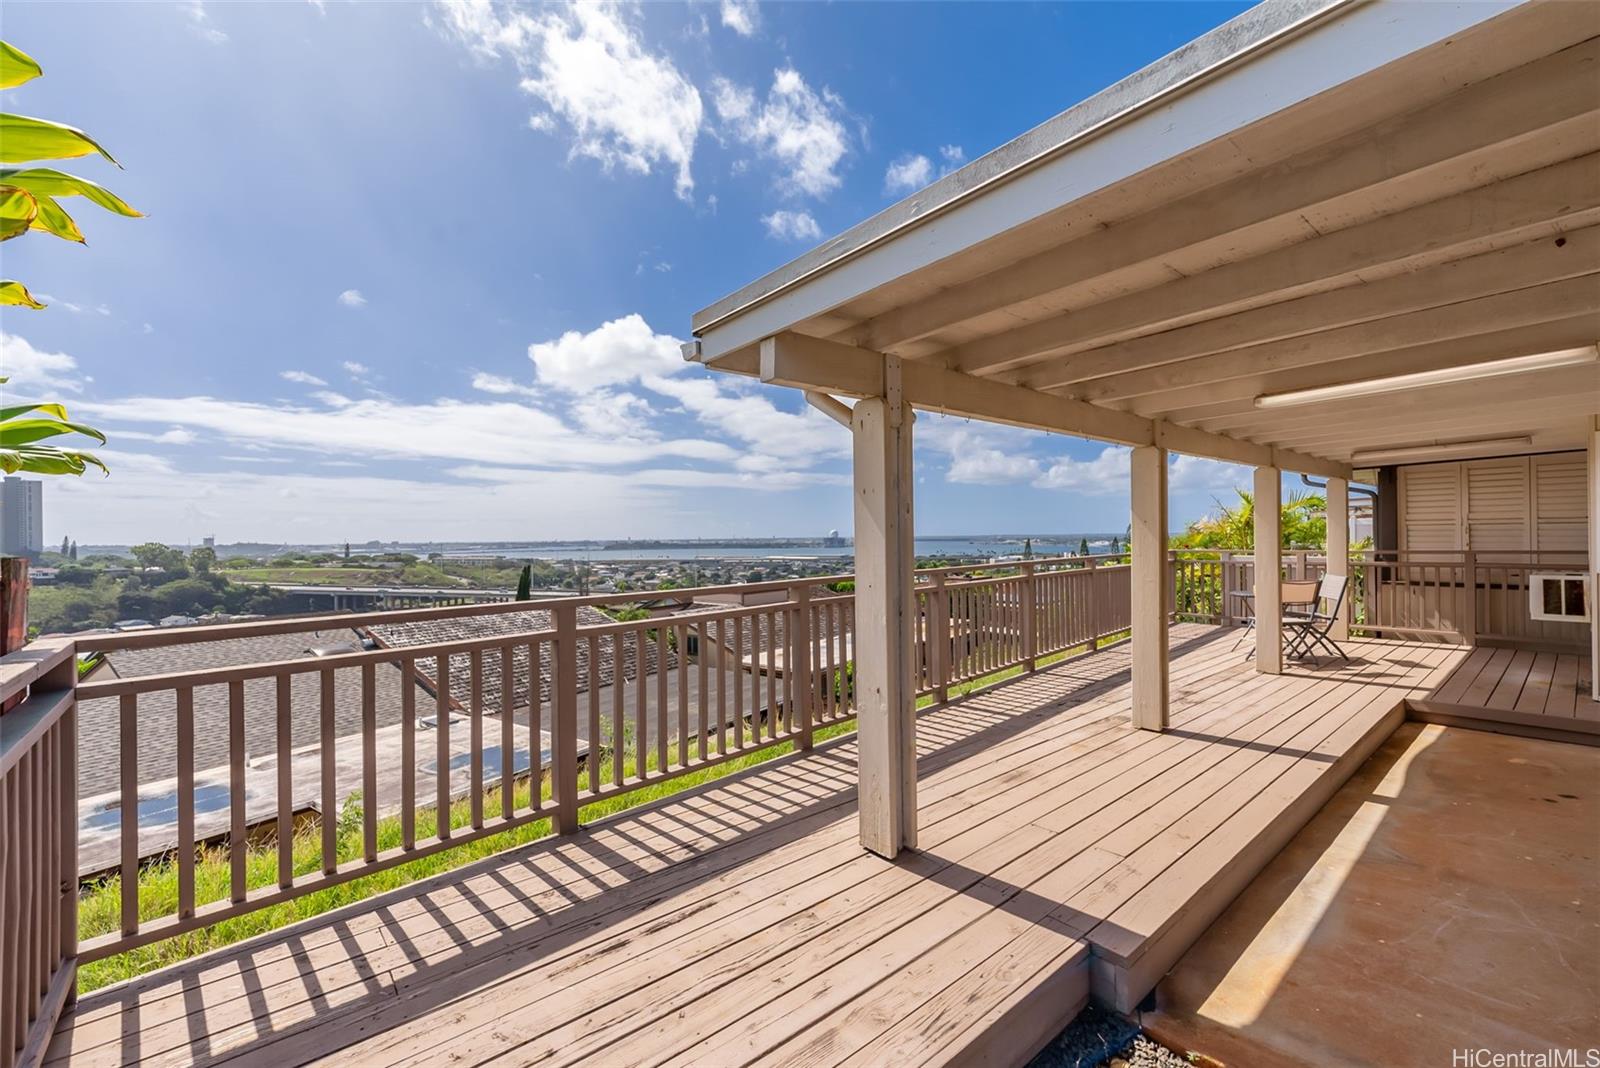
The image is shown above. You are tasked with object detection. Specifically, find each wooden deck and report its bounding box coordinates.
[46,626,1464,1068]
[1409,646,1599,746]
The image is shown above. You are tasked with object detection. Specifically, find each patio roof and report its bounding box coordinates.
[688,0,1600,468]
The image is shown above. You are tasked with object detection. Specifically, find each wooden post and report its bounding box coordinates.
[1255,466,1283,674]
[552,602,580,835]
[1130,445,1169,731]
[1461,549,1479,646]
[1021,561,1038,672]
[1326,477,1350,641]
[852,382,917,859]
[931,572,950,704]
[793,583,814,750]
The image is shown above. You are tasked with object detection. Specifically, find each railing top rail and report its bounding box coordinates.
[0,635,76,706]
[70,552,1118,654]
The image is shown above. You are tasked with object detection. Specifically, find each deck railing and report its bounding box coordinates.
[34,554,1141,964]
[0,638,78,1068]
[18,544,1576,1007]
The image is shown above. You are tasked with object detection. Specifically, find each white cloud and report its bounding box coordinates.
[342,360,371,376]
[142,323,155,335]
[111,427,198,446]
[720,0,758,36]
[761,209,821,242]
[182,0,228,44]
[0,333,83,393]
[470,371,538,398]
[33,293,107,315]
[712,68,849,199]
[1170,454,1252,494]
[1034,446,1132,494]
[280,370,329,386]
[885,144,965,195]
[528,313,683,392]
[434,2,703,200]
[884,154,932,194]
[75,393,736,470]
[337,289,367,308]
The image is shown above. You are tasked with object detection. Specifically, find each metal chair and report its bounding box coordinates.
[1235,579,1321,653]
[1283,573,1350,661]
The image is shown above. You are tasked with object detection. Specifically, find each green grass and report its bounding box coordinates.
[77,639,1122,993]
[225,567,389,585]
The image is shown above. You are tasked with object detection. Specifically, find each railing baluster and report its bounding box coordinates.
[401,656,416,848]
[501,643,515,819]
[730,617,745,748]
[676,624,689,767]
[361,664,379,861]
[320,669,338,873]
[552,604,579,834]
[229,680,247,903]
[178,685,196,917]
[528,640,542,809]
[696,621,709,763]
[765,610,777,740]
[611,633,626,785]
[119,693,138,937]
[469,650,484,831]
[436,655,451,840]
[275,675,294,887]
[653,627,667,775]
[587,633,600,792]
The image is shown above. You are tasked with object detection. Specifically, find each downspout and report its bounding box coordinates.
[1300,474,1378,546]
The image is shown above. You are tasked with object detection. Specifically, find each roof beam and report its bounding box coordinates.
[757,332,1350,478]
[1130,316,1600,421]
[1026,227,1600,397]
[851,39,1600,354]
[943,153,1600,376]
[1055,268,1600,406]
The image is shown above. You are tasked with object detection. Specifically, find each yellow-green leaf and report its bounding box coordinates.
[0,279,44,308]
[0,42,42,90]
[0,168,141,216]
[0,113,120,166]
[27,191,84,243]
[0,183,37,240]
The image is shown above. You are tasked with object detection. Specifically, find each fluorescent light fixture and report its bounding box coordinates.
[1350,436,1532,464]
[1254,346,1598,409]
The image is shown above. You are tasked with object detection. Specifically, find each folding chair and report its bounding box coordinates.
[1283,574,1349,662]
[1235,580,1320,653]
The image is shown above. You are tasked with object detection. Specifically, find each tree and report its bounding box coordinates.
[59,535,68,555]
[130,542,185,573]
[1077,537,1090,557]
[1172,489,1327,550]
[343,542,351,561]
[68,540,76,561]
[0,40,135,477]
[515,565,532,601]
[188,545,217,574]
[1022,537,1033,559]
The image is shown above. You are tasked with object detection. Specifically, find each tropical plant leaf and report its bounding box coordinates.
[0,167,141,216]
[0,401,71,422]
[0,445,109,476]
[0,280,44,308]
[0,42,42,89]
[0,113,120,166]
[27,191,84,243]
[0,416,108,447]
[0,183,38,240]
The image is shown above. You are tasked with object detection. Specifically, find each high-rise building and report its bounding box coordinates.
[1,477,45,558]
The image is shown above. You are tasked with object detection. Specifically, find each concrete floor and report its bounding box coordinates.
[1142,721,1600,1068]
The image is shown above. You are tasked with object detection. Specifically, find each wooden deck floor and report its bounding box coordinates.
[1409,646,1599,746]
[46,626,1464,1068]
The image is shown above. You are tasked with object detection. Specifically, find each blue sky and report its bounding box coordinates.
[1,0,1267,545]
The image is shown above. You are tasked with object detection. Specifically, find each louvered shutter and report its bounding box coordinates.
[1463,457,1531,555]
[1532,452,1588,552]
[1398,464,1462,552]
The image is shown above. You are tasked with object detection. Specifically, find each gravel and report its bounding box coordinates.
[1026,1003,1192,1068]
